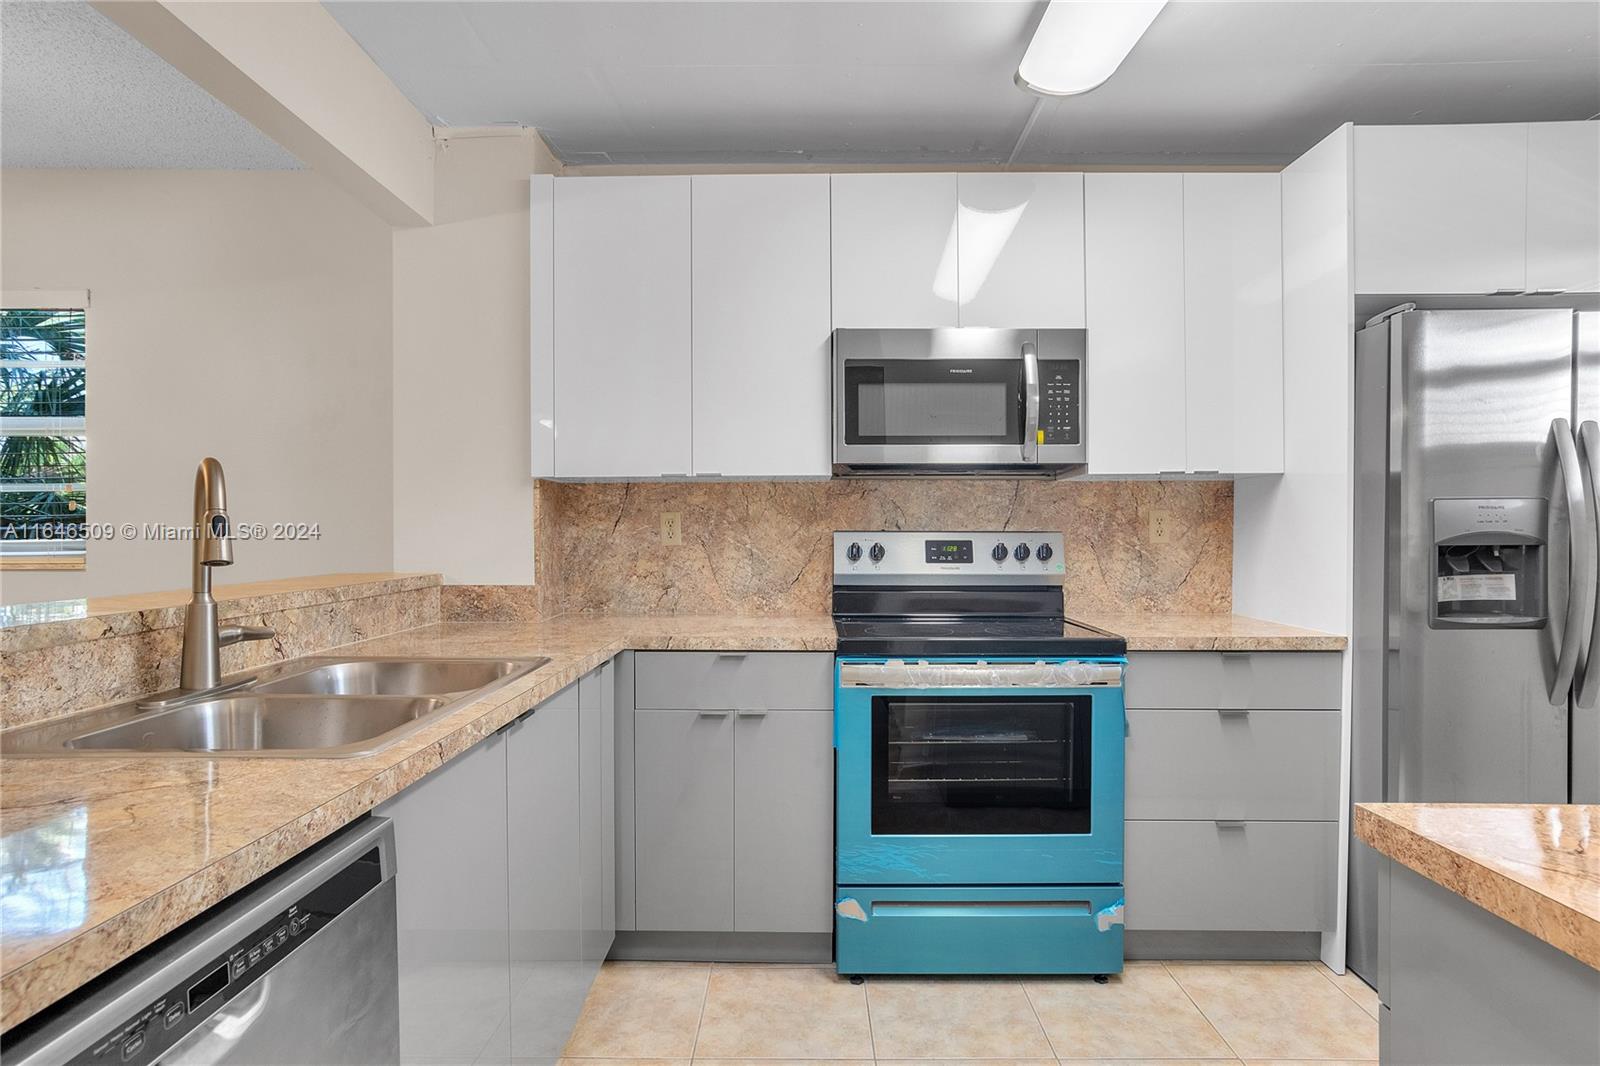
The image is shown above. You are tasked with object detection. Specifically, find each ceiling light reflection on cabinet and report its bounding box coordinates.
[932,201,1030,304]
[1015,0,1168,98]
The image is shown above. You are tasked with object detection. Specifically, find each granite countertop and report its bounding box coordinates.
[1355,803,1600,970]
[0,610,1343,1031]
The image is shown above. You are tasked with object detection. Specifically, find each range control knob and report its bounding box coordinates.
[869,542,886,563]
[845,541,863,562]
[1036,542,1054,563]
[991,542,1009,562]
[1013,542,1031,562]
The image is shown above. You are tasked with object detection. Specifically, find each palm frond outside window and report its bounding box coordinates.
[1,295,88,570]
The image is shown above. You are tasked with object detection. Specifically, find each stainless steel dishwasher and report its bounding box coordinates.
[3,817,399,1065]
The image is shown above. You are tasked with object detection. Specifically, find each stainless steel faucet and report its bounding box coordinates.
[173,459,275,696]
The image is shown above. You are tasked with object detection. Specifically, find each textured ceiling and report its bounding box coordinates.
[327,0,1600,166]
[1,2,302,169]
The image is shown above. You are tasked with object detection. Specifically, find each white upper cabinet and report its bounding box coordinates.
[1527,121,1600,294]
[1183,173,1284,475]
[1085,173,1188,476]
[552,176,693,478]
[1354,124,1530,294]
[956,173,1086,327]
[831,173,960,327]
[691,174,832,477]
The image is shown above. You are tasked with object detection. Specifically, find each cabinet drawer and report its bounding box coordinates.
[1126,709,1340,820]
[1125,652,1341,709]
[1125,820,1337,932]
[835,885,1124,975]
[634,652,833,710]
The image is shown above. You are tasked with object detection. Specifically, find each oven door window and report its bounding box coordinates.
[843,360,1020,445]
[871,695,1092,835]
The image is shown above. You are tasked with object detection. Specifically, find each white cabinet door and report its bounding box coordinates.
[553,176,692,477]
[956,172,1086,327]
[831,173,960,327]
[1085,173,1187,476]
[1354,124,1529,295]
[692,175,832,476]
[1183,173,1284,475]
[1528,121,1600,294]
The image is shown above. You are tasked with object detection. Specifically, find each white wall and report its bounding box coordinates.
[391,131,560,584]
[1232,123,1356,972]
[0,169,395,603]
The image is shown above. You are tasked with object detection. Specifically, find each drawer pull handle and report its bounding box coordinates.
[1214,820,1247,830]
[736,708,768,718]
[872,900,1091,917]
[1216,708,1251,718]
[715,653,748,660]
[697,709,732,718]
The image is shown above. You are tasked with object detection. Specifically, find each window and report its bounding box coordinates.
[1,292,87,570]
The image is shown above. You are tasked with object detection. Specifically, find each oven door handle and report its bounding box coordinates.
[1021,340,1040,463]
[837,660,1123,688]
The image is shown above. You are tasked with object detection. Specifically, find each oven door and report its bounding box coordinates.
[835,660,1125,886]
[833,328,1034,467]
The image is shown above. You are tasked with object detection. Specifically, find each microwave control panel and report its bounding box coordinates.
[1039,360,1079,446]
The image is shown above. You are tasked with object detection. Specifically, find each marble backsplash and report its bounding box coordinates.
[526,478,1234,618]
[1,575,441,729]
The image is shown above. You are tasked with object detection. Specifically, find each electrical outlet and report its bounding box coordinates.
[660,511,683,546]
[1148,508,1173,545]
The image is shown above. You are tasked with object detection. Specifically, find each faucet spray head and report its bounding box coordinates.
[194,457,233,567]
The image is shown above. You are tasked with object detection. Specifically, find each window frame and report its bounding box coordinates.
[1,290,89,572]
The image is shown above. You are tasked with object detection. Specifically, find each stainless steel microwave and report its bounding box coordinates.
[832,328,1087,476]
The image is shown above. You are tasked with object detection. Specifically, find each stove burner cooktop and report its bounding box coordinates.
[833,617,1125,658]
[830,530,1126,659]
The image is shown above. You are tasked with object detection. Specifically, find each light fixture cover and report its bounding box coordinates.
[1016,0,1168,97]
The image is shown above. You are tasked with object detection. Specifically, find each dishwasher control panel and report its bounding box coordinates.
[64,846,381,1066]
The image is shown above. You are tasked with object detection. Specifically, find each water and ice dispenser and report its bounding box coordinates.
[1430,498,1548,629]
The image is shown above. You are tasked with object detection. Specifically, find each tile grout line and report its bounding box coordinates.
[1016,979,1064,1062]
[1160,961,1246,1062]
[688,962,715,1062]
[1314,962,1382,1022]
[862,974,879,1061]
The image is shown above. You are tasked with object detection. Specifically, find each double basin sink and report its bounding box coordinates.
[0,656,548,759]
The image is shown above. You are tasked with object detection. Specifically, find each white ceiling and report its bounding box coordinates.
[0,2,302,169]
[327,0,1600,166]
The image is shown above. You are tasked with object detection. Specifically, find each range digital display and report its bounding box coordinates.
[924,539,973,564]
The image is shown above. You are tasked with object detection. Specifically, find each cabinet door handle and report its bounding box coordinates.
[697,709,732,718]
[715,653,748,659]
[736,708,768,718]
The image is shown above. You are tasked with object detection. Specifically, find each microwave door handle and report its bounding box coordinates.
[1022,341,1040,463]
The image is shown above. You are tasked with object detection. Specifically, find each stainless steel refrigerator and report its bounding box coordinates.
[1349,305,1600,981]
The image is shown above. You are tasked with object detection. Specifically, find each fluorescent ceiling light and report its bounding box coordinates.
[1016,0,1168,97]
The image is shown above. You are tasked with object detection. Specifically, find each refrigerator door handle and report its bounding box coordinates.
[1576,420,1600,709]
[1551,418,1594,704]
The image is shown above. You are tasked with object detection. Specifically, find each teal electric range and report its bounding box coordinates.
[831,531,1127,978]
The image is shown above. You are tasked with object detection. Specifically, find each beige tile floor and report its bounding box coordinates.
[559,960,1379,1066]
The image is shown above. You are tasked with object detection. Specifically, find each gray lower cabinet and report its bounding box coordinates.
[376,732,511,1065]
[506,679,582,1063]
[733,709,835,933]
[635,708,736,930]
[1125,820,1338,931]
[378,660,616,1066]
[626,651,834,949]
[1126,708,1340,821]
[1124,651,1343,945]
